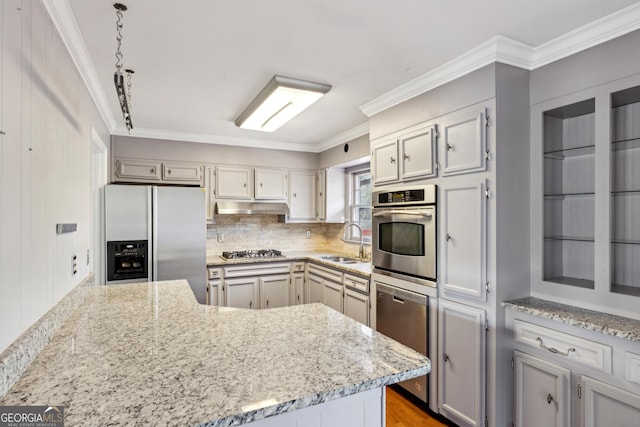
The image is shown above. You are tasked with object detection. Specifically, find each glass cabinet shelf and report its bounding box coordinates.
[543,144,595,159]
[611,239,640,245]
[611,137,640,150]
[545,235,594,242]
[545,276,594,289]
[544,192,595,199]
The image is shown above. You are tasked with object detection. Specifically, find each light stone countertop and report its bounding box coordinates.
[207,250,372,277]
[503,296,640,342]
[0,280,429,426]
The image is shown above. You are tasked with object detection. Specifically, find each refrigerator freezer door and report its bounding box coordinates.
[154,186,206,303]
[105,185,152,242]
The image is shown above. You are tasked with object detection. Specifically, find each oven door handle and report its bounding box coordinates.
[373,210,432,218]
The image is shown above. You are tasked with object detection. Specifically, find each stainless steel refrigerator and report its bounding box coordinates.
[104,184,206,303]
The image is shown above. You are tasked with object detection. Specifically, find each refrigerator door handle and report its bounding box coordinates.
[151,186,158,281]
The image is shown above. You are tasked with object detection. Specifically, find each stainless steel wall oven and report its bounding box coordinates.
[372,184,437,281]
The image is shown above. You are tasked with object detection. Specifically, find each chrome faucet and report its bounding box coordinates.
[341,222,364,259]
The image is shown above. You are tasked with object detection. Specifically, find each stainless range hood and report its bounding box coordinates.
[214,201,290,216]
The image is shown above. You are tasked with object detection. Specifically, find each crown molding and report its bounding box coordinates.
[112,126,320,153]
[42,0,117,132]
[314,122,370,153]
[360,3,640,117]
[531,2,640,68]
[359,36,534,117]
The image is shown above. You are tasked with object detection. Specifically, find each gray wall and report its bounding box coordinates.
[0,1,110,353]
[531,29,640,105]
[318,134,370,168]
[369,64,496,139]
[112,136,319,170]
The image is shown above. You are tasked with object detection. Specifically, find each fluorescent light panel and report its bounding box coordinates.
[235,75,331,132]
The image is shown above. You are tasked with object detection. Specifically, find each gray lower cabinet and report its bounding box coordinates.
[514,351,570,427]
[260,274,290,309]
[438,299,486,427]
[580,376,640,427]
[344,288,369,326]
[306,264,371,326]
[509,310,640,427]
[225,277,259,309]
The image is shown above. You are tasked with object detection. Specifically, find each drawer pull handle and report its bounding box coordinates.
[536,337,576,356]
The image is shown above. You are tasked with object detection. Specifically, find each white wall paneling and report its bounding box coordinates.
[0,0,109,353]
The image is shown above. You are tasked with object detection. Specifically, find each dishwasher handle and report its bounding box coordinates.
[376,282,427,305]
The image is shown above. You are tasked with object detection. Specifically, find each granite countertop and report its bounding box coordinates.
[0,280,429,426]
[504,296,640,342]
[206,251,372,277]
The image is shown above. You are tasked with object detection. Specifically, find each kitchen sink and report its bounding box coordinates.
[320,255,361,264]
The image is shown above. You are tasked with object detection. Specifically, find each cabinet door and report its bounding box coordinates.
[323,280,344,313]
[289,170,317,221]
[215,166,252,199]
[115,158,162,181]
[514,351,570,427]
[225,277,259,309]
[291,273,305,305]
[581,376,640,427]
[204,165,215,223]
[438,299,485,427]
[255,168,287,200]
[400,125,437,180]
[317,170,327,221]
[372,138,399,185]
[344,289,369,326]
[260,274,290,309]
[439,103,488,176]
[162,162,202,183]
[307,274,323,304]
[207,280,222,306]
[441,181,487,301]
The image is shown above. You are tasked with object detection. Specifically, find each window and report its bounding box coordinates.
[347,168,372,243]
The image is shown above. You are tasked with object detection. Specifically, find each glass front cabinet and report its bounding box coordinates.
[532,78,640,312]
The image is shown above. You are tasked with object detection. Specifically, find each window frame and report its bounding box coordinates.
[346,165,372,244]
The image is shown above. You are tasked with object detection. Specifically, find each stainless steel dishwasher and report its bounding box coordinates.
[376,281,428,403]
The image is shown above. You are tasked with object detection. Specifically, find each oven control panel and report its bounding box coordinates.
[373,184,436,207]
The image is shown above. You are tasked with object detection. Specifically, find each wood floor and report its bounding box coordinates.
[386,386,451,427]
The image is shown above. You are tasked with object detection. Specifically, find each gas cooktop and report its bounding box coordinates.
[220,249,284,260]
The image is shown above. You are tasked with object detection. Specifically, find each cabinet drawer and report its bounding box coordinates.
[291,262,305,273]
[223,262,291,278]
[162,162,202,183]
[308,263,343,283]
[207,267,222,280]
[115,159,162,180]
[344,273,369,294]
[514,320,612,374]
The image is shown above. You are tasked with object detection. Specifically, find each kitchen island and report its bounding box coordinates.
[0,280,430,426]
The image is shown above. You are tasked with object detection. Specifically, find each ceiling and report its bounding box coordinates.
[55,0,640,152]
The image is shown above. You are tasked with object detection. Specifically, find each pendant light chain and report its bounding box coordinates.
[113,3,133,132]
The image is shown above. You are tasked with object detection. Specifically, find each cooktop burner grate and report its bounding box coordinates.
[221,249,284,259]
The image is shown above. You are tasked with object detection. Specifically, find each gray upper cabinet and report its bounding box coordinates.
[114,158,162,181]
[215,165,252,199]
[440,180,487,302]
[114,157,202,185]
[372,138,399,185]
[317,168,346,223]
[254,168,288,200]
[372,122,436,186]
[439,102,490,176]
[288,170,317,222]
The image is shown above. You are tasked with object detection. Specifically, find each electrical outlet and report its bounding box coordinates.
[306,230,311,239]
[217,233,224,242]
[72,255,78,276]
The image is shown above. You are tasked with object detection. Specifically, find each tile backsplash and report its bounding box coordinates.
[207,215,363,256]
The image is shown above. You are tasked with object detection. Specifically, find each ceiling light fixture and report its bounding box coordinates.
[113,3,133,132]
[235,75,331,132]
